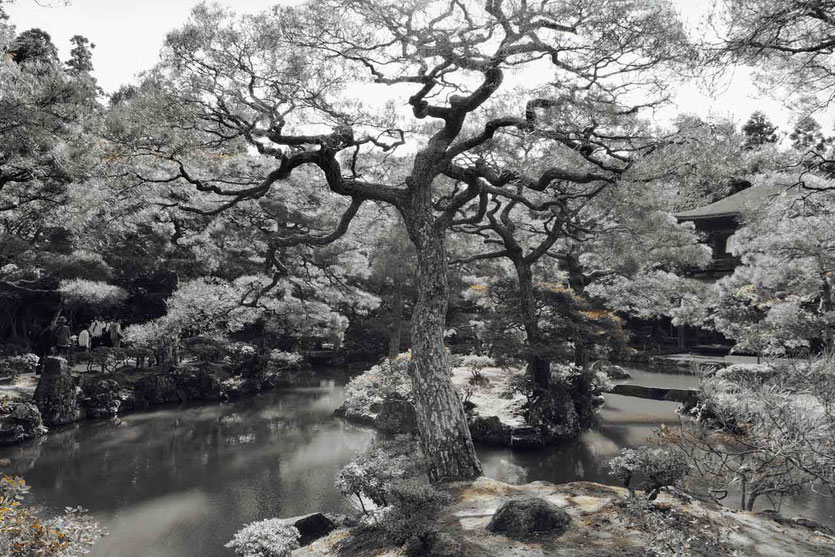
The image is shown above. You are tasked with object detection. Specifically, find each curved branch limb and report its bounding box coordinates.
[270,197,363,248]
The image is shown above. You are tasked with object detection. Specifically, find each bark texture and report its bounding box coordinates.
[407,218,482,482]
[514,257,551,392]
[388,277,403,360]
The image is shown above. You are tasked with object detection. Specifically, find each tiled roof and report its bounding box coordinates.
[675,183,787,220]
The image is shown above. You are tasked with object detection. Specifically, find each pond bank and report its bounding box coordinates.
[299,477,835,556]
[0,356,353,447]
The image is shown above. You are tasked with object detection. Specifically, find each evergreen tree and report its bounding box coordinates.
[790,116,829,152]
[66,34,94,74]
[9,28,58,67]
[741,111,777,149]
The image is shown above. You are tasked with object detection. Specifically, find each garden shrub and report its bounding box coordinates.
[335,435,421,512]
[341,356,412,417]
[0,342,31,357]
[668,353,835,511]
[182,336,229,363]
[262,349,303,383]
[460,354,494,382]
[86,347,130,374]
[0,475,104,556]
[225,518,300,557]
[0,353,39,378]
[378,478,452,545]
[609,446,689,500]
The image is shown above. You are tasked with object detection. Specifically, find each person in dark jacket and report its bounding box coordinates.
[35,323,53,374]
[53,316,72,358]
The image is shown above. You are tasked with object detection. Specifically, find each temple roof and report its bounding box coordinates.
[675,183,787,221]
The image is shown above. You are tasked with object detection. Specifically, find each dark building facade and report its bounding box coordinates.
[663,184,787,352]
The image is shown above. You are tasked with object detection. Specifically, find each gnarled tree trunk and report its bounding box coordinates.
[406,213,482,482]
[513,257,550,392]
[564,251,589,368]
[388,277,403,361]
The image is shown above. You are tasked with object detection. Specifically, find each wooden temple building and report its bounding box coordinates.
[639,183,787,353]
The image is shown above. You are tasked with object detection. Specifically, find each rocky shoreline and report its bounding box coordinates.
[0,356,320,446]
[295,478,835,556]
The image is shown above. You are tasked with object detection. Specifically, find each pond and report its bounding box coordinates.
[0,366,833,556]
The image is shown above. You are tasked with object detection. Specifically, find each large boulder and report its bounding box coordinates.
[486,497,571,539]
[374,393,418,434]
[80,379,122,418]
[0,401,46,445]
[33,357,83,427]
[287,513,336,546]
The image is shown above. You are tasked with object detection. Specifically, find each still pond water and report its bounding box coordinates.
[0,367,832,556]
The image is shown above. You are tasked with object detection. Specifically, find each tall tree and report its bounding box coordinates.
[114,0,689,481]
[790,115,829,152]
[741,111,778,149]
[8,27,58,67]
[66,34,94,74]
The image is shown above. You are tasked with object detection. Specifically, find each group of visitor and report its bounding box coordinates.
[78,316,124,350]
[35,315,124,373]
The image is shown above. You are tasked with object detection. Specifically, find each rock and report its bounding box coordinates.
[80,379,122,418]
[287,512,336,546]
[486,497,571,539]
[375,393,418,434]
[510,426,544,449]
[340,407,376,426]
[33,357,83,427]
[469,415,511,446]
[0,401,46,445]
[606,365,632,379]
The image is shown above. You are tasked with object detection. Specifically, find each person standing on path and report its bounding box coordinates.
[78,325,90,353]
[109,320,123,348]
[53,317,72,358]
[89,316,106,348]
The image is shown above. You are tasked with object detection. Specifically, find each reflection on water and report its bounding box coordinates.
[2,366,834,556]
[0,382,374,557]
[478,391,686,487]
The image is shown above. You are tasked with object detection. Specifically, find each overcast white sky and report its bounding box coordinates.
[5,0,831,132]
